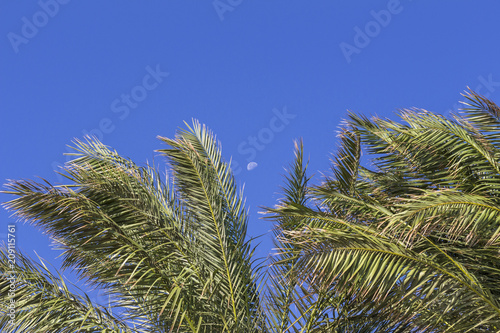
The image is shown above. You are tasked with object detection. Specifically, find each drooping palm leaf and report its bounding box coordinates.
[268,91,500,332]
[2,120,264,332]
[0,247,132,332]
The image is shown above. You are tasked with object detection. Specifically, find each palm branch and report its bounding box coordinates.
[1,120,264,332]
[266,90,500,332]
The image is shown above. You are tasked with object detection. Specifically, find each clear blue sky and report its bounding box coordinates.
[2,0,500,304]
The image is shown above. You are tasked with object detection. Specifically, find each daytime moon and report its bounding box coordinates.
[247,162,258,171]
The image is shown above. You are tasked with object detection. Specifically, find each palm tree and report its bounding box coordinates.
[0,121,264,332]
[267,90,500,332]
[2,91,500,332]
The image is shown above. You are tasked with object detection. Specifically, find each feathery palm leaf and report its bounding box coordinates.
[1,120,263,332]
[0,248,132,332]
[267,91,500,332]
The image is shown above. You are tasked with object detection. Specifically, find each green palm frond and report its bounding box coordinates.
[2,120,263,332]
[0,247,132,332]
[3,91,500,332]
[330,124,362,197]
[157,120,264,332]
[4,140,192,330]
[268,91,500,332]
[264,139,314,333]
[459,88,500,140]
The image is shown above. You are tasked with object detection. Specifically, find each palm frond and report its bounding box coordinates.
[0,247,133,332]
[157,120,264,332]
[269,92,500,331]
[3,121,264,332]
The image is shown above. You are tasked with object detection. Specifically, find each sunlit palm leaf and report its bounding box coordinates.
[2,121,263,332]
[0,248,133,332]
[268,91,500,332]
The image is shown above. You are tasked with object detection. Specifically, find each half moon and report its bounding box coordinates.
[247,162,258,171]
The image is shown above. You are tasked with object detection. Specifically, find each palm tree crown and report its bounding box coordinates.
[1,121,263,332]
[267,90,500,332]
[2,91,500,332]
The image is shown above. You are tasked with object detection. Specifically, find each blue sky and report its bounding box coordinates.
[2,0,500,304]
